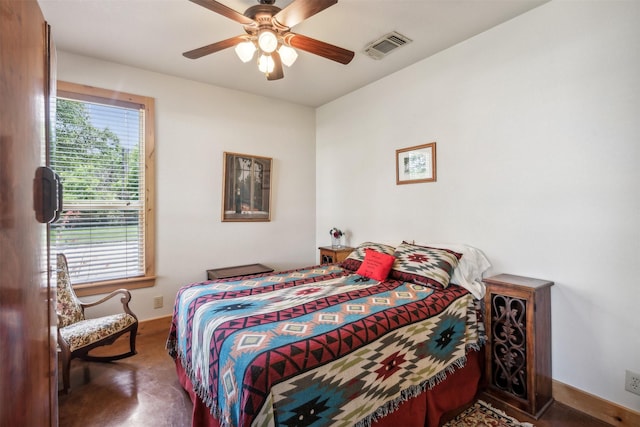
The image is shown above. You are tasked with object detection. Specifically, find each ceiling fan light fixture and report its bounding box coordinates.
[257,29,278,53]
[235,40,257,63]
[278,45,298,67]
[257,54,275,73]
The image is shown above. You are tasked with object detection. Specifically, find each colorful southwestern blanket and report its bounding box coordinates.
[167,265,485,427]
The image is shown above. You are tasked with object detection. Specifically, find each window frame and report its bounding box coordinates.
[54,81,156,296]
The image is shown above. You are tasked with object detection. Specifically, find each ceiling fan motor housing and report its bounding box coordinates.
[243,5,284,33]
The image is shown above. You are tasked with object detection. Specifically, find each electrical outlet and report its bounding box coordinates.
[153,295,163,309]
[625,370,640,396]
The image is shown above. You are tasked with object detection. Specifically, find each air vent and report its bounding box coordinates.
[364,31,412,60]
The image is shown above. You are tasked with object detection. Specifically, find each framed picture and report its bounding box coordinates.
[396,142,437,185]
[222,152,272,222]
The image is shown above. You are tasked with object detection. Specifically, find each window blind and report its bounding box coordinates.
[51,96,146,284]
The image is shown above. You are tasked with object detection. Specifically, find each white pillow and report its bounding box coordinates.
[426,243,491,299]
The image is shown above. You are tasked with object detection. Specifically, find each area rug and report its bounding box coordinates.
[442,400,535,427]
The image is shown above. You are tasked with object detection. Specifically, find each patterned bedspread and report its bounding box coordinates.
[167,264,485,427]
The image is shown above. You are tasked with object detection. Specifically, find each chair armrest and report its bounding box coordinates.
[79,289,137,319]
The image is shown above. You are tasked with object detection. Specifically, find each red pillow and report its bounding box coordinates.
[356,248,396,281]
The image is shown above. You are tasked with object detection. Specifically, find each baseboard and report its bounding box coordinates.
[553,380,640,426]
[137,314,173,336]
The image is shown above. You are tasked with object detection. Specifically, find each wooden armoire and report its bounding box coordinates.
[1,0,58,425]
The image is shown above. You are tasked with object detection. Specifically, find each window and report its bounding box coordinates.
[51,81,155,296]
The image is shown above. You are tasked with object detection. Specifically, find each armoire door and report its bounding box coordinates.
[0,0,57,425]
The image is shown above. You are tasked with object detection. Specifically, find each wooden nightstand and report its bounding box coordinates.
[483,274,554,419]
[318,246,354,264]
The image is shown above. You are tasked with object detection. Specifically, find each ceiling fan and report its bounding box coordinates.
[183,0,355,80]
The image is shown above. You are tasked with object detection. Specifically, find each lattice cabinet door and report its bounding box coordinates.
[483,274,554,419]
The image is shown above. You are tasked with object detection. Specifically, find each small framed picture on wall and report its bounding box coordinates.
[396,142,436,184]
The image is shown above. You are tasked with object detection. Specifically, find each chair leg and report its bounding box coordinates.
[129,324,138,355]
[61,354,71,394]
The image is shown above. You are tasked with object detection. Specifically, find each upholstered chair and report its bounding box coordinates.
[56,253,138,393]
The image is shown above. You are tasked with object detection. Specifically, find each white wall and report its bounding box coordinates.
[316,0,640,412]
[57,52,317,321]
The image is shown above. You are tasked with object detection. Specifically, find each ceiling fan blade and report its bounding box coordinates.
[273,0,337,29]
[285,33,354,64]
[183,35,247,59]
[189,0,255,26]
[267,51,284,81]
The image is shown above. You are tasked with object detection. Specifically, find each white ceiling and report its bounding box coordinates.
[38,0,548,107]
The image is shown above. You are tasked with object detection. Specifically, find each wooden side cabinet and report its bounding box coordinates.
[318,246,354,264]
[483,274,554,419]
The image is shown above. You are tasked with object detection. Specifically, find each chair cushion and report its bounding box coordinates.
[59,313,137,352]
[56,254,84,328]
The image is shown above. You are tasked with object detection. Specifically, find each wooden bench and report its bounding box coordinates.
[206,263,274,280]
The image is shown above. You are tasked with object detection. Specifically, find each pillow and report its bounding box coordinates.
[426,243,491,299]
[390,242,462,289]
[341,241,396,271]
[355,248,396,281]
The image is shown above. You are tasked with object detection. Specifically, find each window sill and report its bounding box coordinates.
[73,276,156,297]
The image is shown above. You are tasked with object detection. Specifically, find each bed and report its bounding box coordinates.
[167,241,490,427]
